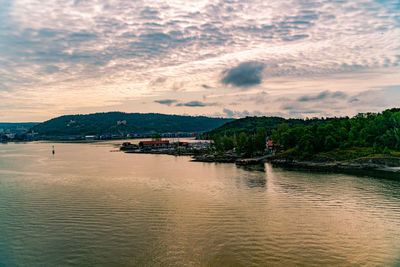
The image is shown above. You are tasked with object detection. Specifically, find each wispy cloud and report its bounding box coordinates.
[0,0,399,121]
[222,108,263,118]
[297,90,347,102]
[176,101,217,107]
[154,99,177,106]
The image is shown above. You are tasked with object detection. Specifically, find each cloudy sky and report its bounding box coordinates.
[1,0,399,122]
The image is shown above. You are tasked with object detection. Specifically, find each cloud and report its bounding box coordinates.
[1,0,400,120]
[176,101,217,107]
[347,88,400,109]
[149,77,167,87]
[278,90,351,117]
[171,81,185,91]
[237,91,270,104]
[222,108,263,118]
[297,90,347,102]
[43,65,60,74]
[282,34,309,42]
[154,99,177,106]
[297,91,329,102]
[221,61,265,88]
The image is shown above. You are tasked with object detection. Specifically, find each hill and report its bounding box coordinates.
[30,112,233,137]
[202,116,331,138]
[0,122,38,129]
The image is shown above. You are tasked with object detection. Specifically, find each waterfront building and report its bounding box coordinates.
[139,140,170,149]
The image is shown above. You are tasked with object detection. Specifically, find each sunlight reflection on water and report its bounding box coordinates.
[0,142,400,266]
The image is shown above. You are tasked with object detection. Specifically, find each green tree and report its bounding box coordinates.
[212,134,223,153]
[236,132,248,155]
[324,135,338,151]
[244,135,256,157]
[383,146,390,155]
[271,123,289,143]
[254,127,267,152]
[222,136,234,151]
[152,133,161,140]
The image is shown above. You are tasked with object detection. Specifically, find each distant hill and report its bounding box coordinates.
[0,122,38,127]
[202,116,332,138]
[30,112,233,136]
[0,122,39,130]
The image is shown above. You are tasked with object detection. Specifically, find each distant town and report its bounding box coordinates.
[0,123,38,142]
[0,126,204,143]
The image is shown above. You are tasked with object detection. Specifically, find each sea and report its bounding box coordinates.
[0,141,399,266]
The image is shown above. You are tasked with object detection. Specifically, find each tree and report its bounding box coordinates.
[244,135,256,157]
[324,135,337,151]
[212,134,224,153]
[254,127,267,152]
[152,133,161,140]
[271,123,289,143]
[383,146,390,155]
[236,132,248,155]
[222,136,234,151]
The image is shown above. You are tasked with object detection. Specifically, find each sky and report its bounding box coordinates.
[0,0,399,122]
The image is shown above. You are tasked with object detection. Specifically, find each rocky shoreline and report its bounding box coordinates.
[191,154,238,163]
[193,153,400,178]
[268,156,400,176]
[121,145,400,177]
[189,154,400,176]
[191,153,270,164]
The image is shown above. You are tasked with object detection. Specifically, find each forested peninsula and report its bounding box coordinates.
[204,108,400,174]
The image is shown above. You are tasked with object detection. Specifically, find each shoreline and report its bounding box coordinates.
[121,148,400,177]
[268,157,400,179]
[268,157,400,172]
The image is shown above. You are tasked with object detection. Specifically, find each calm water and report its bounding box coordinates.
[1,142,400,266]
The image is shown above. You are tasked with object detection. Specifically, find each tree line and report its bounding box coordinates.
[203,116,331,138]
[212,127,267,157]
[270,108,400,157]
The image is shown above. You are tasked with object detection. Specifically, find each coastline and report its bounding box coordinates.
[115,141,400,178]
[192,152,400,179]
[267,157,400,179]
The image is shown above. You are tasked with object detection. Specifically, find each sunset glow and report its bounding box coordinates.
[1,0,399,121]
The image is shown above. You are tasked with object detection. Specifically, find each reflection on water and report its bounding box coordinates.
[0,142,400,266]
[237,163,266,173]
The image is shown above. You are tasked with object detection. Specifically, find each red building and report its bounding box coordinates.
[268,140,280,152]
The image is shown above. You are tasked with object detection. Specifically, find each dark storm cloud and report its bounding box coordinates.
[221,61,265,87]
[154,99,177,106]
